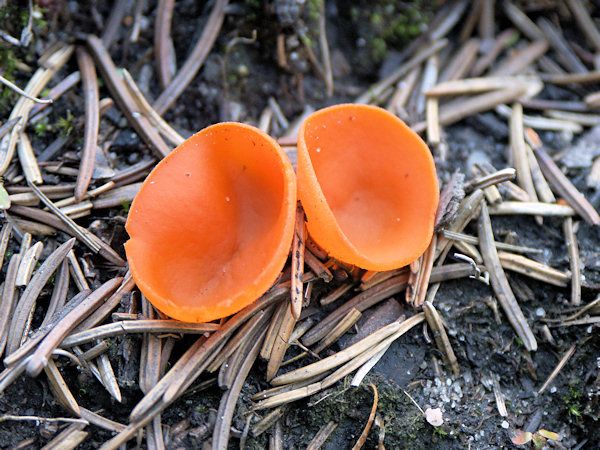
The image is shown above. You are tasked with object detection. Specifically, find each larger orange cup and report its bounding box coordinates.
[125,123,296,323]
[297,104,439,271]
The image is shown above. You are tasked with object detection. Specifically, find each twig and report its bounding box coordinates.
[0,44,73,176]
[488,201,575,217]
[537,17,587,73]
[86,35,171,159]
[153,0,229,114]
[355,39,448,104]
[498,251,570,287]
[291,204,306,319]
[538,345,576,394]
[352,384,378,450]
[0,75,53,103]
[154,0,176,89]
[267,300,297,380]
[533,146,600,225]
[317,0,333,97]
[478,202,537,351]
[5,238,75,356]
[502,1,544,41]
[62,319,219,347]
[414,85,530,133]
[563,218,581,306]
[26,277,124,376]
[424,301,459,376]
[74,47,100,202]
[129,286,288,423]
[306,421,337,450]
[213,332,264,449]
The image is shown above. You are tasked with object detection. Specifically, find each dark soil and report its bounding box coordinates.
[0,1,599,449]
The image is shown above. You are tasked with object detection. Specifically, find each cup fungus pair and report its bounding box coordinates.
[125,104,439,323]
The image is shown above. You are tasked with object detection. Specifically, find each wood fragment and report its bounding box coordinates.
[478,202,537,351]
[4,289,91,368]
[251,407,285,438]
[563,218,581,305]
[320,282,354,306]
[429,0,469,41]
[74,47,100,202]
[153,0,228,114]
[435,189,484,261]
[219,313,269,389]
[488,40,549,77]
[40,423,87,450]
[352,384,378,450]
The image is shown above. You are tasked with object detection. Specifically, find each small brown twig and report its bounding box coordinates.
[74,47,100,202]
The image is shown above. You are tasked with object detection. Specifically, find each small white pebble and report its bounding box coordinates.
[501,421,509,429]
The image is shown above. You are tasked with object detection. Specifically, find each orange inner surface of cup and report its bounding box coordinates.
[125,123,296,323]
[297,104,439,271]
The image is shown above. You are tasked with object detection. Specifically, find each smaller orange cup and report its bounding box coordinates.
[125,123,296,323]
[297,104,439,271]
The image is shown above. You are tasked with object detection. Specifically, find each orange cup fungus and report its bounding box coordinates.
[124,123,296,323]
[297,104,439,271]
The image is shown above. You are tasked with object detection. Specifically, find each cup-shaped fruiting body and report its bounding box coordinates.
[297,104,439,271]
[125,123,296,323]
